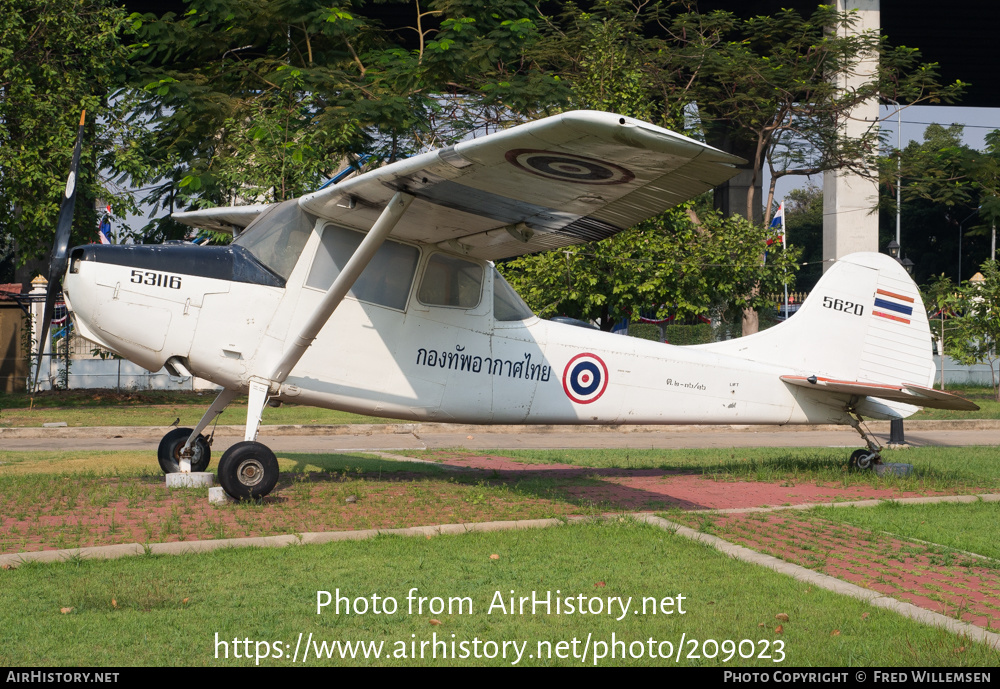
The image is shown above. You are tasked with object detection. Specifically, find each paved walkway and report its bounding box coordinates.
[2,420,1000,452]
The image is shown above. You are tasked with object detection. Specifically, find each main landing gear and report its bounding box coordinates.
[846,408,882,472]
[157,382,281,500]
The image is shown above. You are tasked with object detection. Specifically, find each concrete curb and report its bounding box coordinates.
[3,418,1000,440]
[633,514,1000,650]
[0,519,566,569]
[698,493,1000,514]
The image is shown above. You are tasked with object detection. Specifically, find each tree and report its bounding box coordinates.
[498,208,800,332]
[644,3,965,225]
[947,261,1000,401]
[520,1,962,336]
[921,272,959,391]
[782,184,823,292]
[0,0,134,266]
[878,123,996,284]
[121,0,567,237]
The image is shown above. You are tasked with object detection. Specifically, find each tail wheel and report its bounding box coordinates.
[218,441,279,500]
[157,427,211,473]
[848,449,878,472]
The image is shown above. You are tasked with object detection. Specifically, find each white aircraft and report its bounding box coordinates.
[38,110,977,500]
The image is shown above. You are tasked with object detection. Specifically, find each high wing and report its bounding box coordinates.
[173,204,272,234]
[298,110,744,260]
[780,376,980,412]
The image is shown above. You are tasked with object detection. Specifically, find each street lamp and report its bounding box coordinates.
[886,240,900,260]
[901,257,914,275]
[883,97,903,252]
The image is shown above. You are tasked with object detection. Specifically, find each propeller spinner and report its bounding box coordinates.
[33,111,85,392]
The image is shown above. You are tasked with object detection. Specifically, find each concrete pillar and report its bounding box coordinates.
[823,0,880,270]
[29,276,51,390]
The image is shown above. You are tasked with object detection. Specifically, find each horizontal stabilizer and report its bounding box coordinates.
[172,204,272,233]
[780,375,980,412]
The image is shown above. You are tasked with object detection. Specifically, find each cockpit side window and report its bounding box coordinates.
[306,224,420,311]
[417,253,483,308]
[233,199,314,280]
[492,267,534,321]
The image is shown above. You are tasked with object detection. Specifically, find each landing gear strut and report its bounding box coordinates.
[847,407,882,472]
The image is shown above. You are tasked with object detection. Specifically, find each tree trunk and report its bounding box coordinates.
[742,307,759,337]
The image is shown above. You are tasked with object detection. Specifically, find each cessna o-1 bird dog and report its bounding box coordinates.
[37,110,977,500]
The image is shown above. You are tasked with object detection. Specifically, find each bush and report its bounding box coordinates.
[627,323,662,341]
[664,323,713,345]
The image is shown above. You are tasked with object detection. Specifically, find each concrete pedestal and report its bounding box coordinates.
[209,487,233,505]
[165,472,214,488]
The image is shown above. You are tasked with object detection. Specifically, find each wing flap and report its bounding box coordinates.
[780,375,980,411]
[299,111,744,260]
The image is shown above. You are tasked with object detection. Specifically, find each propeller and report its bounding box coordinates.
[33,110,86,392]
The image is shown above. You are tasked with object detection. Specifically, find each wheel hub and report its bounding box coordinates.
[238,459,265,486]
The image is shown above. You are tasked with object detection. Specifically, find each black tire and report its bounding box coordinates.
[217,441,279,500]
[158,427,211,474]
[848,449,876,472]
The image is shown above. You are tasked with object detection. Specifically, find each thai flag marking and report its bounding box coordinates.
[873,289,913,324]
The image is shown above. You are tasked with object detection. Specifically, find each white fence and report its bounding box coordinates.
[34,355,219,392]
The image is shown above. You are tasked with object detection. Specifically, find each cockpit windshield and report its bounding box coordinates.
[233,199,315,280]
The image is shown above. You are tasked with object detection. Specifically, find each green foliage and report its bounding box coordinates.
[946,260,1000,400]
[122,0,568,226]
[0,0,135,261]
[642,3,964,222]
[626,323,661,342]
[782,185,823,292]
[498,207,800,332]
[879,123,1000,284]
[663,323,712,346]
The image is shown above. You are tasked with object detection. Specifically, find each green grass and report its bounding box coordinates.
[911,384,1000,420]
[1,385,997,427]
[0,390,391,427]
[1,520,996,666]
[810,500,1000,561]
[433,446,1000,492]
[0,450,445,477]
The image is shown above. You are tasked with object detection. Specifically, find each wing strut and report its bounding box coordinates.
[269,191,414,384]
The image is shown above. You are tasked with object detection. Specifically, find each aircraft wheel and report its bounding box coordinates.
[218,441,279,500]
[848,449,877,472]
[158,427,211,474]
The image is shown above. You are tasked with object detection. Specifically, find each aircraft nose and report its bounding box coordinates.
[61,245,109,348]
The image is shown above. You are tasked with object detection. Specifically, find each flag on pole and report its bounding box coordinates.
[768,202,785,248]
[98,205,111,244]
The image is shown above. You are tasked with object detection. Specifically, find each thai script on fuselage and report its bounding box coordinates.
[416,346,552,382]
[665,378,706,391]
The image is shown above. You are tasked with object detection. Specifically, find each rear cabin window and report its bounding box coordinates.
[492,267,534,321]
[417,253,483,308]
[306,224,420,311]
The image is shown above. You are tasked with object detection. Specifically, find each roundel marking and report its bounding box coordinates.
[562,353,609,404]
[505,149,634,185]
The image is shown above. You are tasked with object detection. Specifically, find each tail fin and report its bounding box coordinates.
[697,252,935,389]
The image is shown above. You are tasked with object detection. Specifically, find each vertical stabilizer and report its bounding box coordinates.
[696,253,934,391]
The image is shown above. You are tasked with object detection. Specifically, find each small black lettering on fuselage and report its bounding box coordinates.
[822,295,863,316]
[131,269,182,289]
